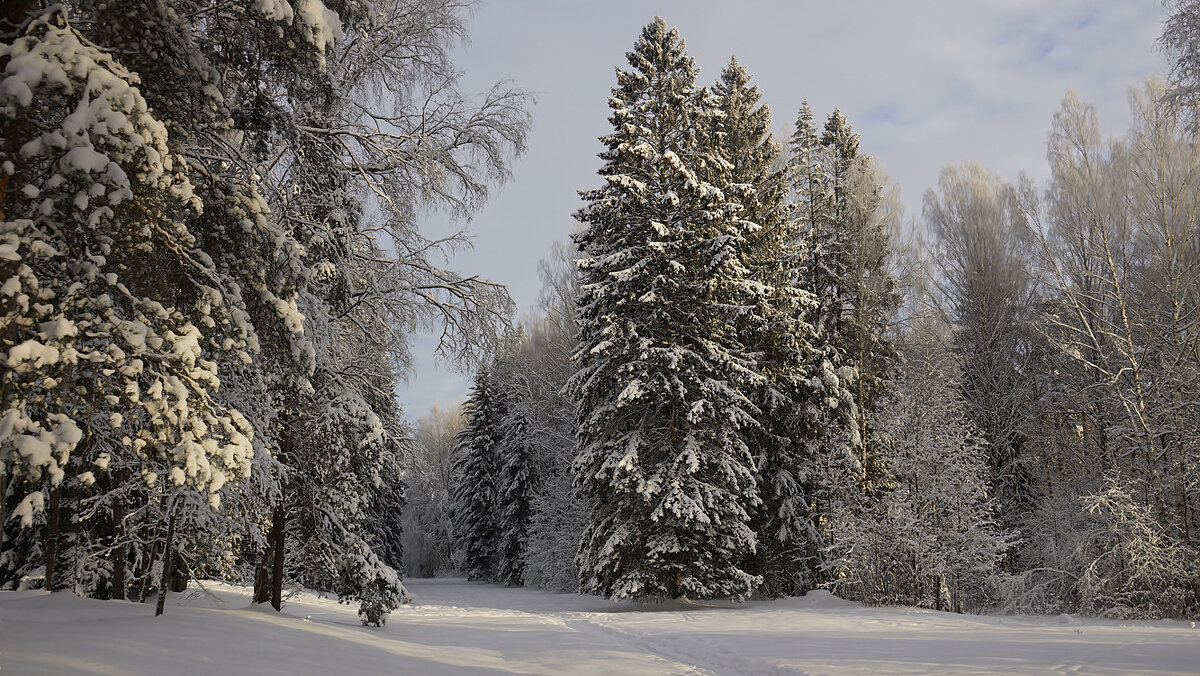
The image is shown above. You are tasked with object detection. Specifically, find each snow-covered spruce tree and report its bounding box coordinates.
[185,6,323,611]
[127,9,347,608]
[784,110,905,594]
[288,363,407,626]
[491,335,538,587]
[364,428,407,574]
[451,366,504,581]
[795,107,901,449]
[130,0,523,624]
[0,7,256,597]
[0,0,342,604]
[822,110,859,233]
[820,110,901,491]
[447,251,586,591]
[447,304,575,589]
[294,248,412,625]
[713,60,843,597]
[789,101,832,244]
[571,17,763,601]
[790,105,849,361]
[781,101,865,590]
[826,308,1007,613]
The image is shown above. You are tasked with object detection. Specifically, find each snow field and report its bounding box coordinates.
[2,578,1199,675]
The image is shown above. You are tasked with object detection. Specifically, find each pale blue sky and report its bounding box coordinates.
[397,0,1169,420]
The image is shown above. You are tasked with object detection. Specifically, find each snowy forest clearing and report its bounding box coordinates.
[2,579,1198,675]
[4,0,1200,669]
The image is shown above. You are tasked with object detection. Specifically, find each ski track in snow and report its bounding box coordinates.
[558,613,791,676]
[3,578,1200,675]
[401,595,716,675]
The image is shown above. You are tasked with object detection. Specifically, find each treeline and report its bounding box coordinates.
[448,244,584,591]
[447,16,1200,619]
[0,0,528,625]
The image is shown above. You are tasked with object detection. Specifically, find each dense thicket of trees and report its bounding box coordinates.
[448,243,582,590]
[449,12,1200,620]
[451,17,899,601]
[0,0,528,625]
[400,405,461,577]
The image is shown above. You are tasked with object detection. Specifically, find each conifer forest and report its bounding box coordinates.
[2,2,1200,674]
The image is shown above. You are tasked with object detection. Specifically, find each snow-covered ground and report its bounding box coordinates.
[1,578,1198,675]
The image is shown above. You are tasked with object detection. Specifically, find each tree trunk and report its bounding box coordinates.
[138,538,157,604]
[0,472,6,561]
[270,504,286,611]
[155,505,177,616]
[936,574,949,612]
[252,543,272,604]
[669,568,684,599]
[257,436,289,609]
[44,485,61,591]
[170,551,189,592]
[253,495,286,606]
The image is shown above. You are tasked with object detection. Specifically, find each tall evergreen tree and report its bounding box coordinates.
[822,110,861,233]
[790,101,833,245]
[783,103,865,588]
[571,17,762,601]
[492,337,537,587]
[450,367,503,582]
[714,61,845,596]
[791,107,901,501]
